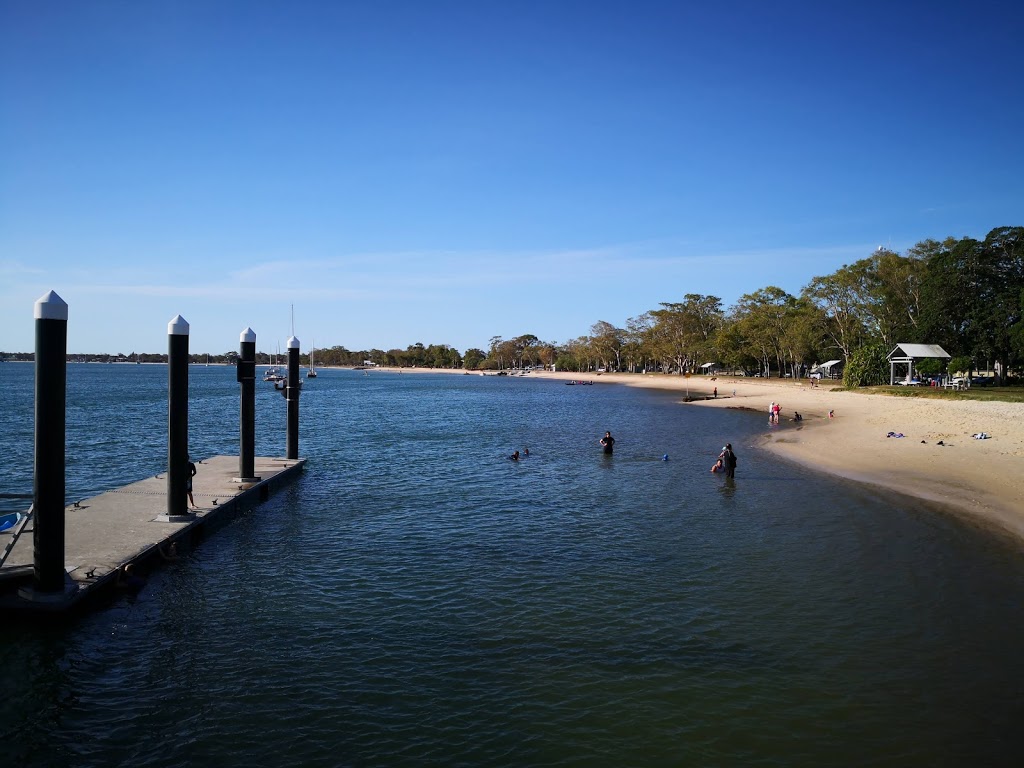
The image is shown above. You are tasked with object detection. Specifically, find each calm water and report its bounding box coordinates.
[2,363,1024,767]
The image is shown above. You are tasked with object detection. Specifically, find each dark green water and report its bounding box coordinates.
[2,364,1024,766]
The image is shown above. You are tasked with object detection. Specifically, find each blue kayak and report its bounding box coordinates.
[0,512,23,533]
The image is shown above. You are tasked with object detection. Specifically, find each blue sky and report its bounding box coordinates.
[2,1,1022,355]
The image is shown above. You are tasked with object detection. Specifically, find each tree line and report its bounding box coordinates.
[5,227,1020,386]
[481,226,1024,386]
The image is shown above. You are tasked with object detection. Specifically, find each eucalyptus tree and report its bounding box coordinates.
[589,321,624,371]
[648,294,724,374]
[803,265,869,363]
[623,313,656,372]
[557,336,593,372]
[730,287,797,376]
[535,342,558,370]
[487,336,511,370]
[779,297,828,378]
[714,321,758,374]
[512,334,540,368]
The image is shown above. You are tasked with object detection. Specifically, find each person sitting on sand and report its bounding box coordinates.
[793,412,802,422]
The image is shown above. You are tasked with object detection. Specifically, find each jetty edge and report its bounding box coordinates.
[0,455,305,617]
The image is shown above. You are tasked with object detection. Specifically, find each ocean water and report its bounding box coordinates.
[2,363,1024,767]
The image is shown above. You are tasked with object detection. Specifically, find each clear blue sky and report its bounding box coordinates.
[2,1,1021,355]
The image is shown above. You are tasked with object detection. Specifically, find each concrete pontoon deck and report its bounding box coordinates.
[0,455,305,616]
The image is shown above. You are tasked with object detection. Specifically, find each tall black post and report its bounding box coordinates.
[167,315,190,518]
[236,327,260,482]
[286,336,300,460]
[32,291,68,594]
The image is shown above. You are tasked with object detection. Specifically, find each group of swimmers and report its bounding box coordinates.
[511,431,739,478]
[511,430,617,461]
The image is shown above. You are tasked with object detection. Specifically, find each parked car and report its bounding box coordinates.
[970,376,990,387]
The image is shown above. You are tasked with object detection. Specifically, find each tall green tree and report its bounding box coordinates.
[589,321,624,371]
[731,287,796,376]
[463,348,486,370]
[862,247,929,346]
[803,266,868,363]
[648,294,724,374]
[919,227,1024,383]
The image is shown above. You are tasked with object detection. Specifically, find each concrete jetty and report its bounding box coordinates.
[0,455,304,616]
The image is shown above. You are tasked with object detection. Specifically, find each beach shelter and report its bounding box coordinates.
[887,343,951,385]
[700,362,718,375]
[812,360,842,379]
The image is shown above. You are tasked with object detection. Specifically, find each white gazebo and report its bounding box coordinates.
[812,360,842,379]
[887,343,951,385]
[700,362,718,375]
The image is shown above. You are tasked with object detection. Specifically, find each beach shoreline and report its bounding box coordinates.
[366,366,1024,541]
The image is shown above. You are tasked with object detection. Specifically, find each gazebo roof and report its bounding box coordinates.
[888,343,951,360]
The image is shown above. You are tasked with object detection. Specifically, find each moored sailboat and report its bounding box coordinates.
[307,339,317,378]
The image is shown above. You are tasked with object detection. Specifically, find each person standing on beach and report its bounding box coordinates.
[600,431,615,454]
[718,444,737,478]
[769,402,775,424]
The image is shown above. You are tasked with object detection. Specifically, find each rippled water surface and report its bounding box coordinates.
[2,363,1024,767]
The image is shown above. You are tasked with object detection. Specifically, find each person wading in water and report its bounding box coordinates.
[600,431,615,455]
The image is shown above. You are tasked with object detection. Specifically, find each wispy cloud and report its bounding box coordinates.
[0,260,47,277]
[6,238,885,308]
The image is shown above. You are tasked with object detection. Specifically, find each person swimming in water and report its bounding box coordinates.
[599,431,615,454]
[509,450,521,461]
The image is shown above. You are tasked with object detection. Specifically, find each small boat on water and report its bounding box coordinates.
[264,343,285,382]
[307,340,317,378]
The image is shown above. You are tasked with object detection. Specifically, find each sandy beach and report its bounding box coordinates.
[371,366,1024,540]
